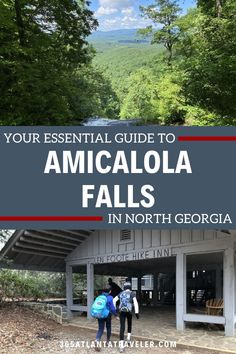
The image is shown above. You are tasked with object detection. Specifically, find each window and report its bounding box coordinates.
[120,230,132,242]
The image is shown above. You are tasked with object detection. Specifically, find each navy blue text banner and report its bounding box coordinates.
[0,126,235,229]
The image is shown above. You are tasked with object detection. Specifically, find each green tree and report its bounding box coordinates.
[0,230,14,245]
[68,66,120,121]
[139,0,181,65]
[0,269,69,302]
[120,68,158,121]
[197,0,223,17]
[177,1,236,121]
[0,0,98,125]
[154,71,186,124]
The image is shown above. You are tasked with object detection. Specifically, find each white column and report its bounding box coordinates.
[66,264,73,318]
[235,253,236,326]
[153,274,158,307]
[224,248,235,336]
[137,276,142,302]
[215,265,222,298]
[176,251,186,331]
[87,262,94,320]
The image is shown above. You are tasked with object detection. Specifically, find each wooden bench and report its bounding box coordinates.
[206,298,223,316]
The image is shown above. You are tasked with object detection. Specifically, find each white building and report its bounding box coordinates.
[0,229,235,336]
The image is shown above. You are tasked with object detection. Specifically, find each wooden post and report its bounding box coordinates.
[153,274,158,307]
[66,264,73,318]
[176,251,186,331]
[224,248,235,336]
[137,276,142,302]
[87,262,94,320]
[235,253,236,329]
[215,265,222,299]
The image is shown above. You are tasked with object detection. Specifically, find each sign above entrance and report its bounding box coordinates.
[0,126,235,229]
[93,248,172,264]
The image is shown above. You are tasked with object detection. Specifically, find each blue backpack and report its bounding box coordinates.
[91,295,109,319]
[119,291,133,313]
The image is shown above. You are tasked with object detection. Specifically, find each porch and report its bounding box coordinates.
[68,306,236,353]
[1,229,236,341]
[66,242,236,337]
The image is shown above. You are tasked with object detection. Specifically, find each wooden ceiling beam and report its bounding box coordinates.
[25,230,84,244]
[66,230,91,237]
[20,236,75,252]
[15,241,69,256]
[12,247,66,259]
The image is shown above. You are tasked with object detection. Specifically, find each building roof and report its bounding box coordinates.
[0,230,92,272]
[0,229,234,274]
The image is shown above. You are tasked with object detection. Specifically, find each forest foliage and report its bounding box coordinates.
[0,0,235,125]
[93,0,236,125]
[0,268,108,302]
[0,0,118,125]
[0,270,66,302]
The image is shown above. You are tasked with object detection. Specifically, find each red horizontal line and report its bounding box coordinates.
[0,216,103,222]
[178,136,236,141]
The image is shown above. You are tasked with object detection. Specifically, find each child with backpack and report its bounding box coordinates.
[113,281,139,353]
[91,287,119,351]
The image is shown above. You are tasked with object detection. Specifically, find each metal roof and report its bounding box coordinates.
[0,230,92,272]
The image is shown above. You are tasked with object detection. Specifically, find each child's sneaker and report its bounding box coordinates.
[95,341,101,352]
[105,340,112,347]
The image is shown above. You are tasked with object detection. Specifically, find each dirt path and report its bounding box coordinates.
[0,306,222,354]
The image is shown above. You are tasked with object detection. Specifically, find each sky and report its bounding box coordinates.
[89,0,196,31]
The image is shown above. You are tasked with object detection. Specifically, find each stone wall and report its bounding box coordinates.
[19,302,69,324]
